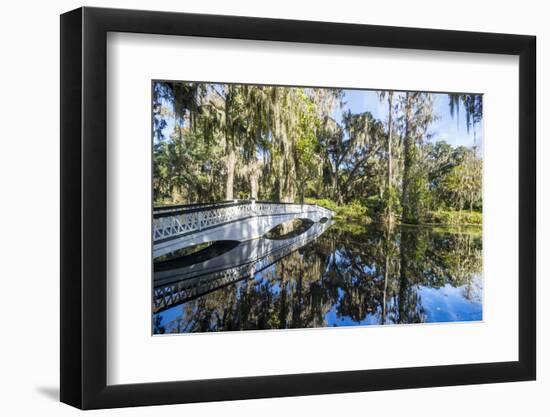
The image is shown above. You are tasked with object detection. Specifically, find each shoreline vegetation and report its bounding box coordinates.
[153,82,482,231]
[304,197,482,227]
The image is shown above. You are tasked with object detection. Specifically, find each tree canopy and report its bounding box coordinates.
[153,81,482,225]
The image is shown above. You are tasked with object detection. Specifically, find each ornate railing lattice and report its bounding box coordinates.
[153,200,333,243]
[153,221,329,312]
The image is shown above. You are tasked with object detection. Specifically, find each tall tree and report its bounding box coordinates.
[379,91,395,225]
[398,92,435,223]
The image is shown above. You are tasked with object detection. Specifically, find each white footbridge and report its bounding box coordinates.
[153,200,334,258]
[153,219,333,312]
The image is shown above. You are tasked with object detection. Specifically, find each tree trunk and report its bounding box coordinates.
[333,164,343,205]
[225,148,236,200]
[333,169,338,199]
[224,85,236,201]
[401,93,414,223]
[249,159,259,200]
[383,253,389,324]
[386,92,394,226]
[278,158,296,203]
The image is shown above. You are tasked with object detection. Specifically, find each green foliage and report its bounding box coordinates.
[304,197,339,212]
[153,81,482,227]
[305,198,371,223]
[337,201,370,222]
[424,209,482,225]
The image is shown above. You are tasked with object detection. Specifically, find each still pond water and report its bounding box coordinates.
[153,221,482,334]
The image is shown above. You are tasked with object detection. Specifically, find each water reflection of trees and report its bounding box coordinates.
[154,225,482,333]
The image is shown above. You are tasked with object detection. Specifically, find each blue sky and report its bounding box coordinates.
[339,89,482,149]
[156,84,482,150]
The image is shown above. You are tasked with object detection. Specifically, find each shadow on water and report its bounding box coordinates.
[154,240,240,272]
[153,222,482,334]
[264,218,314,240]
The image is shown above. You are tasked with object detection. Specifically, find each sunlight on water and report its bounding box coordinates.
[153,222,482,334]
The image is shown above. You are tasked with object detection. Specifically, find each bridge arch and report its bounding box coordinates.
[153,218,333,312]
[264,218,314,240]
[153,200,334,258]
[154,240,240,271]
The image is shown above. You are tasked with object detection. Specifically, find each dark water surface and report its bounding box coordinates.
[153,222,482,334]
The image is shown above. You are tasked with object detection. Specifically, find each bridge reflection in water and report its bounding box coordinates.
[153,218,332,313]
[154,221,483,334]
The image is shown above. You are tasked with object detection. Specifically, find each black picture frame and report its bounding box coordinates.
[60,6,536,410]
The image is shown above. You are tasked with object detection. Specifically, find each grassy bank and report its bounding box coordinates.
[305,198,372,223]
[424,209,482,226]
[306,198,482,227]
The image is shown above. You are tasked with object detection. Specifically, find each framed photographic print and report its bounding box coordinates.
[60,6,536,409]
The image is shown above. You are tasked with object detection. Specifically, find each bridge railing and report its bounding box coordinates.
[153,220,332,312]
[152,200,333,243]
[153,200,251,217]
